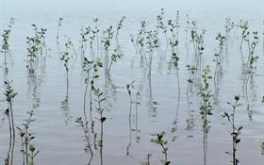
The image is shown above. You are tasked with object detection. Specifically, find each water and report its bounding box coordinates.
[0,1,264,165]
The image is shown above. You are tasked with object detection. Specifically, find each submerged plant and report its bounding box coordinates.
[223,95,242,165]
[151,131,170,165]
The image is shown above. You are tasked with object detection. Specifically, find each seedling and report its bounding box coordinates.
[102,26,114,72]
[190,21,206,85]
[26,24,47,73]
[199,66,213,165]
[224,17,234,39]
[223,95,242,165]
[61,38,72,100]
[213,33,226,97]
[151,131,170,165]
[4,80,17,165]
[242,31,259,114]
[80,26,91,58]
[17,110,39,165]
[56,17,63,45]
[115,16,126,44]
[1,17,15,72]
[156,8,168,47]
[238,20,249,49]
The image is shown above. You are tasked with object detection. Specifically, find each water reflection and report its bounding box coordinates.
[126,81,141,156]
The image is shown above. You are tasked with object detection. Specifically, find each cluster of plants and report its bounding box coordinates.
[0,8,263,165]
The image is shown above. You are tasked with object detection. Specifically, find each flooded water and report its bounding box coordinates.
[0,1,264,165]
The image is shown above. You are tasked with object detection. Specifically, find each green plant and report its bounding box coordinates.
[115,16,126,43]
[199,66,213,165]
[56,17,63,45]
[1,17,15,71]
[61,38,72,100]
[156,8,168,47]
[4,80,17,165]
[102,26,114,72]
[224,17,234,39]
[223,95,242,165]
[242,31,259,114]
[213,33,226,97]
[93,87,106,165]
[17,110,39,165]
[238,20,249,49]
[151,131,170,165]
[26,24,47,73]
[80,26,91,58]
[77,57,103,164]
[190,21,206,85]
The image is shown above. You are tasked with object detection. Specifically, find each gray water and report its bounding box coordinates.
[0,1,264,165]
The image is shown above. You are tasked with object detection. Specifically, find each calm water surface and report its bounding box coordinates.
[0,1,263,165]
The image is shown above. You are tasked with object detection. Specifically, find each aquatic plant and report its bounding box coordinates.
[26,24,47,73]
[17,110,39,165]
[109,45,123,71]
[56,17,63,45]
[156,8,168,47]
[4,80,17,139]
[1,18,15,64]
[4,80,17,165]
[78,57,103,162]
[238,20,249,50]
[199,66,213,165]
[213,33,226,98]
[168,10,180,44]
[190,21,206,86]
[223,95,242,165]
[102,26,114,72]
[242,31,259,114]
[115,16,126,44]
[151,131,170,165]
[93,87,106,165]
[224,17,234,39]
[80,26,91,59]
[61,38,72,100]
